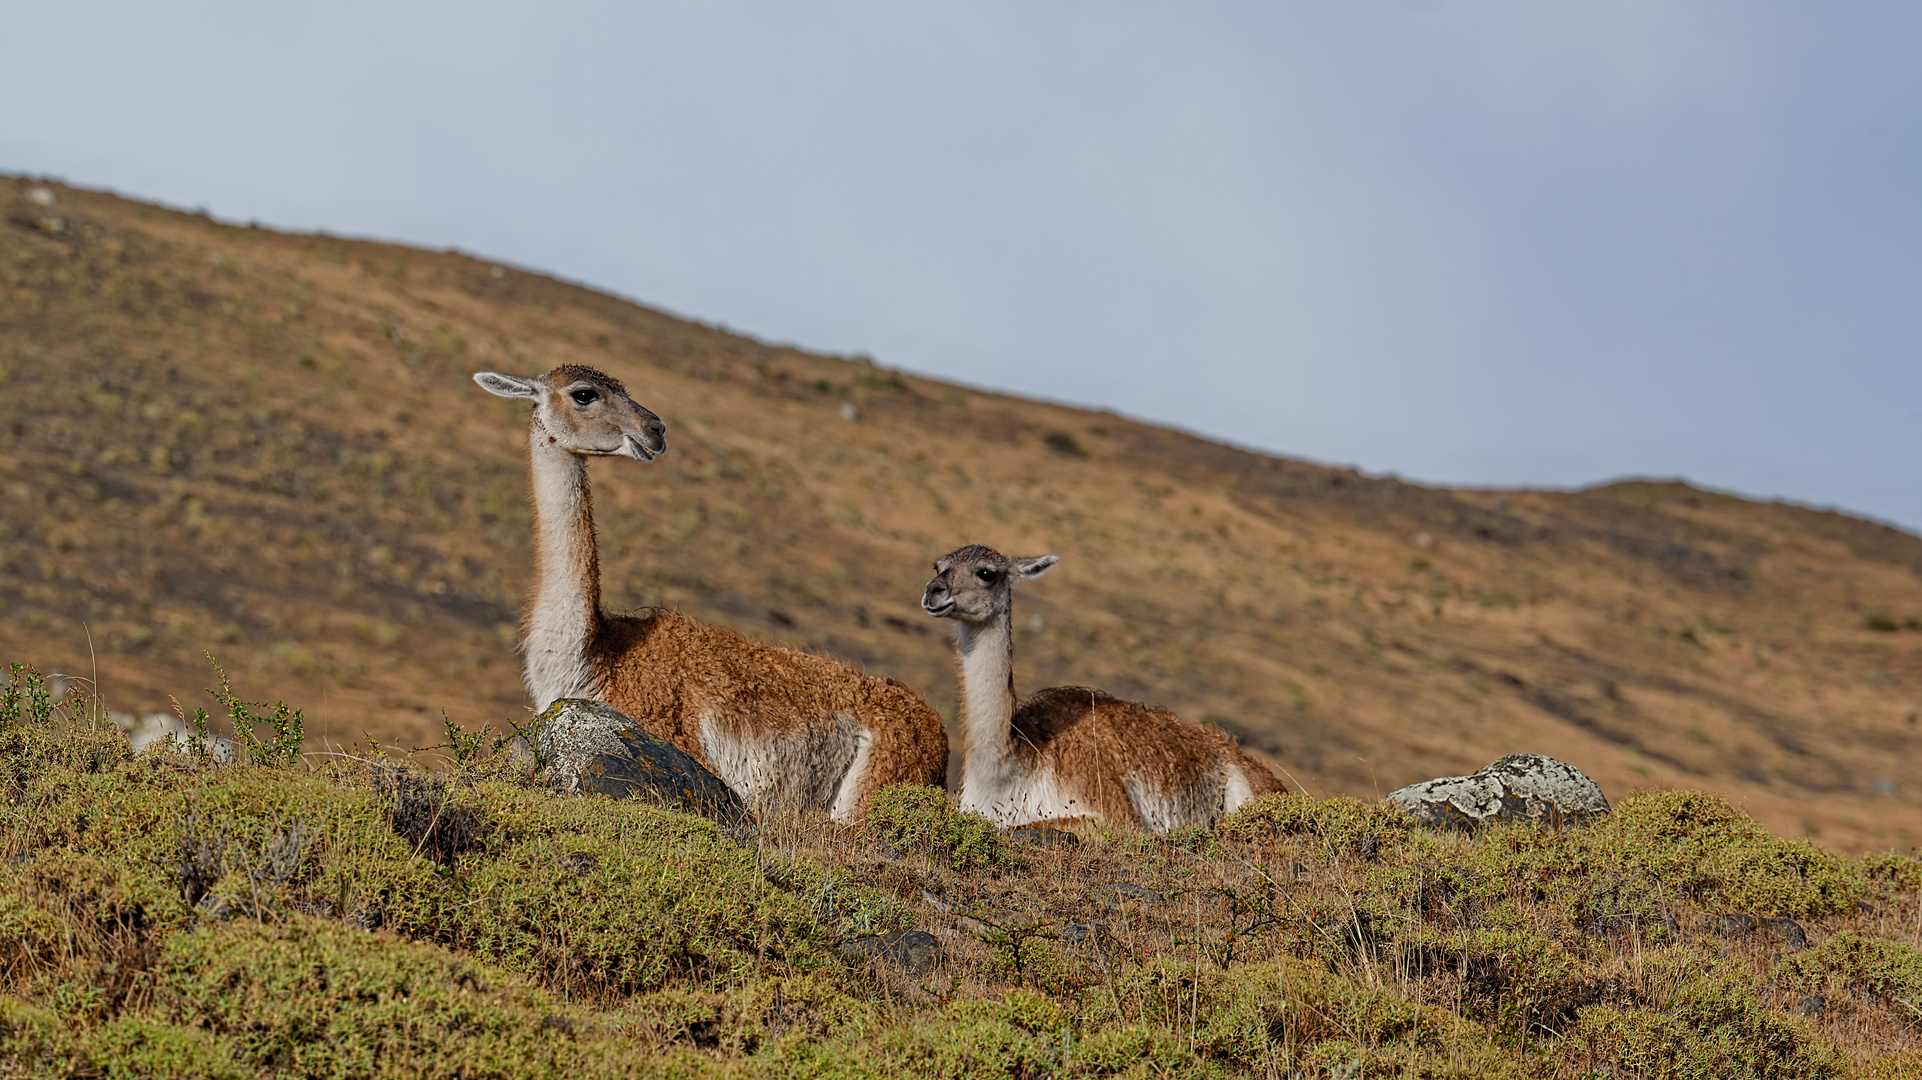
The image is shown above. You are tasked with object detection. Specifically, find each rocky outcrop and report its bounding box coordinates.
[536,698,747,824]
[1385,754,1608,830]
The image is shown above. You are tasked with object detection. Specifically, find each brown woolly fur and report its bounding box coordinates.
[594,608,949,813]
[923,545,1281,831]
[473,365,947,820]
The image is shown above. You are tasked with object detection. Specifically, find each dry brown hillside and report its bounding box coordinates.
[4,176,1921,851]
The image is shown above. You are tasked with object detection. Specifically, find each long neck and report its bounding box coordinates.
[954,608,1018,771]
[523,424,603,709]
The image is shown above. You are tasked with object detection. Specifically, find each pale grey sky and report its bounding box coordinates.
[6,2,1919,528]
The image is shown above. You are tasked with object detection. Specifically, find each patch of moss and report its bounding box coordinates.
[1864,1053,1922,1080]
[1455,791,1866,922]
[1862,850,1922,891]
[1779,931,1922,1005]
[1,756,835,1004]
[139,917,629,1077]
[1395,926,1608,1034]
[863,785,1010,873]
[759,854,916,939]
[78,1017,248,1080]
[1216,792,1411,851]
[1085,958,1528,1078]
[0,714,132,794]
[1563,949,1843,1079]
[622,974,867,1056]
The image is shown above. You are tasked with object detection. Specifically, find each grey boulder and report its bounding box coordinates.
[536,698,747,824]
[1385,754,1608,830]
[839,930,941,975]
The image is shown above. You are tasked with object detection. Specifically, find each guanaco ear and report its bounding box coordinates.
[1011,555,1059,582]
[473,371,543,400]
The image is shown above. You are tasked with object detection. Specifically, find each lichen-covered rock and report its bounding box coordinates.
[536,698,747,824]
[1385,754,1607,830]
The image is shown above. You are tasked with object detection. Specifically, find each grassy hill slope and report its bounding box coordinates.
[3,176,1921,851]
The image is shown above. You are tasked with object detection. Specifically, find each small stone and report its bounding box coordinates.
[556,852,597,877]
[1385,754,1609,830]
[1716,913,1760,936]
[26,187,55,207]
[1062,922,1109,943]
[839,930,941,975]
[1010,827,1080,849]
[1764,917,1809,951]
[506,735,537,775]
[536,698,746,824]
[1794,994,1826,1017]
[1110,882,1159,904]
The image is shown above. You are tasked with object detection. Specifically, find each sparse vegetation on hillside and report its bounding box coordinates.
[3,177,1921,851]
[6,676,1922,1077]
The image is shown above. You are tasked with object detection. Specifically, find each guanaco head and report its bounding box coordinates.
[922,544,1058,625]
[473,365,667,461]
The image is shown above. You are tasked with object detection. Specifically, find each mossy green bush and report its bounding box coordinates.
[1445,790,1866,921]
[757,855,915,938]
[1083,958,1528,1078]
[1779,931,1922,1005]
[1564,948,1844,1079]
[1394,925,1606,1034]
[862,785,1010,873]
[1216,792,1411,850]
[1862,850,1922,891]
[0,755,834,1004]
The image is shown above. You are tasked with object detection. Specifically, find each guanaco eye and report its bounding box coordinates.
[570,388,599,406]
[976,568,997,583]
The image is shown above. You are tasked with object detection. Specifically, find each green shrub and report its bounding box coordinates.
[1600,791,1864,918]
[872,1010,1058,1080]
[0,758,835,1004]
[1779,932,1922,1005]
[142,918,615,1077]
[78,1017,247,1080]
[759,855,915,938]
[1216,792,1411,850]
[1042,431,1087,458]
[863,786,1010,873]
[1087,958,1527,1078]
[1396,926,1603,1033]
[1454,790,1866,922]
[1862,850,1922,891]
[202,656,304,767]
[1562,947,1843,1080]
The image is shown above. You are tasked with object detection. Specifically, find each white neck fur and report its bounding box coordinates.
[524,423,602,709]
[954,611,1019,798]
